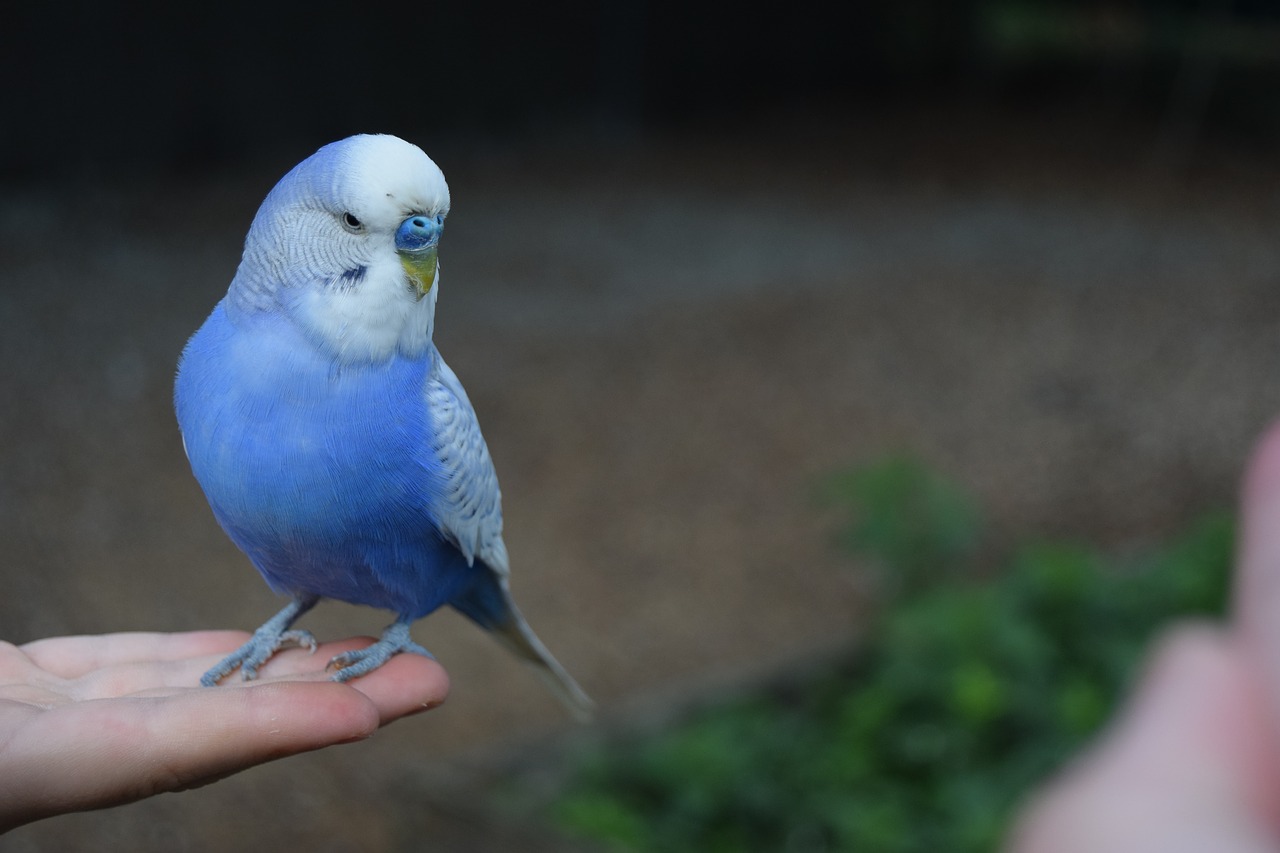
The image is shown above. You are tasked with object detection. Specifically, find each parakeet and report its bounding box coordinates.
[174,134,592,720]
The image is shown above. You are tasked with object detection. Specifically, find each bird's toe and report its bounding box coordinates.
[326,628,433,682]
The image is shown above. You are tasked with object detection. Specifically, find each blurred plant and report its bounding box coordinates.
[821,456,982,598]
[553,458,1233,852]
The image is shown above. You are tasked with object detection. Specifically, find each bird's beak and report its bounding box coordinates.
[396,215,443,300]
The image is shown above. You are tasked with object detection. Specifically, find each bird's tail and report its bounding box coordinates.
[450,568,595,722]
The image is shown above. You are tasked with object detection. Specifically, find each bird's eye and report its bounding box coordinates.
[341,212,364,232]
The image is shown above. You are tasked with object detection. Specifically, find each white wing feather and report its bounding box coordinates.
[424,353,509,576]
[425,352,593,719]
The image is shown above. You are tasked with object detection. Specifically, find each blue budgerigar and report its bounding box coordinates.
[175,134,592,719]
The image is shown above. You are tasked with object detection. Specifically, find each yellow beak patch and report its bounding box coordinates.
[399,247,439,300]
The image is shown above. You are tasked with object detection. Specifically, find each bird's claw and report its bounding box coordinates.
[278,629,319,655]
[200,627,319,686]
[326,622,433,682]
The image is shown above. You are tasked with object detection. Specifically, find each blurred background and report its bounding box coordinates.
[4,0,1280,849]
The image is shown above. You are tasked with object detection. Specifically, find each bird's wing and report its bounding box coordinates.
[424,354,509,577]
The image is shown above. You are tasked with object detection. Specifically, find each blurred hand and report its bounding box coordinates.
[1008,422,1280,851]
[0,630,448,832]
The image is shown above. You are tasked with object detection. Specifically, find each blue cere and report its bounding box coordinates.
[396,214,443,252]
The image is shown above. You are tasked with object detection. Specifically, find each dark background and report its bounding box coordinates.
[5,1,1280,850]
[6,1,1280,184]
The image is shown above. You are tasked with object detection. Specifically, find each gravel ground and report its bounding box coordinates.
[3,107,1280,850]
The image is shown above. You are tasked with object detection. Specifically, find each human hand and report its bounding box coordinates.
[1008,422,1280,851]
[0,629,448,832]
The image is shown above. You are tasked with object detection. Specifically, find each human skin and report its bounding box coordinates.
[1008,420,1280,851]
[0,631,448,832]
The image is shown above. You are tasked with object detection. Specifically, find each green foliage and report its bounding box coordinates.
[553,459,1233,852]
[821,456,982,597]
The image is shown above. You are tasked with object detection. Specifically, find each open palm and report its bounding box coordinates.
[0,630,448,832]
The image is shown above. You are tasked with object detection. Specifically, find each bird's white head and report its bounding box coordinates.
[228,134,451,363]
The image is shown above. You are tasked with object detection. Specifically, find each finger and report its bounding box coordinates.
[0,680,380,831]
[322,651,449,724]
[20,631,251,679]
[211,639,449,723]
[1234,419,1280,705]
[188,637,421,686]
[1008,625,1280,852]
[61,637,447,705]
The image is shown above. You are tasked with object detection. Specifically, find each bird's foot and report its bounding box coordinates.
[202,595,320,686]
[201,628,318,686]
[327,621,432,682]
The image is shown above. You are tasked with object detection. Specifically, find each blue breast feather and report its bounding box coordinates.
[175,301,480,619]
